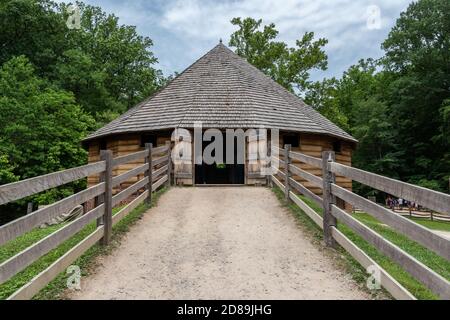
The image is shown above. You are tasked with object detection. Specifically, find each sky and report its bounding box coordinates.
[60,0,412,81]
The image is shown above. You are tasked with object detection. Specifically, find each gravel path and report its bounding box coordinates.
[69,187,369,300]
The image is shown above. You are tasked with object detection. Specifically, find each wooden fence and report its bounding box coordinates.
[0,143,171,300]
[271,145,450,300]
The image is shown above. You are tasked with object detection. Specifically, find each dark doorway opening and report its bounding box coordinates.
[195,133,245,185]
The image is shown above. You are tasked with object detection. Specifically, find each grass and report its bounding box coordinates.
[272,187,450,300]
[0,187,168,300]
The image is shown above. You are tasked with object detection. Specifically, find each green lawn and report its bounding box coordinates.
[272,187,450,300]
[0,187,167,300]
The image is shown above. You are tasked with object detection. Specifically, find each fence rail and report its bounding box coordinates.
[271,145,450,300]
[0,143,172,300]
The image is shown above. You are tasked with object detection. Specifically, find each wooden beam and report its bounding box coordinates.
[289,151,322,169]
[0,183,104,246]
[7,226,104,300]
[331,227,416,300]
[288,164,323,188]
[0,162,105,206]
[112,149,149,167]
[152,145,169,155]
[284,145,291,202]
[100,150,113,245]
[322,151,337,248]
[145,143,153,205]
[112,191,148,226]
[112,163,149,187]
[0,205,104,284]
[153,175,168,191]
[329,162,450,215]
[331,183,450,261]
[111,177,149,207]
[289,177,323,206]
[289,191,323,228]
[152,165,169,183]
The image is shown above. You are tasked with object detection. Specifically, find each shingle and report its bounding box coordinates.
[84,43,357,143]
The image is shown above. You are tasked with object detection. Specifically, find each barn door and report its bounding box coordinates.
[172,129,193,185]
[247,129,268,185]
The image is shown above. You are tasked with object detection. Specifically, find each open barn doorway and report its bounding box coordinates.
[195,132,245,185]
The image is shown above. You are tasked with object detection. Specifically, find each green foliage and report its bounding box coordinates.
[229,17,328,93]
[0,0,165,222]
[0,56,95,221]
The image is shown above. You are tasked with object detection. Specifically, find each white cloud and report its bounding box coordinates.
[54,0,412,79]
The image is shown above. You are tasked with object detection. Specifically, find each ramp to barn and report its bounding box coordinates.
[69,187,368,300]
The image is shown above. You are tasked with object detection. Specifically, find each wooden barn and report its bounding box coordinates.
[83,43,357,206]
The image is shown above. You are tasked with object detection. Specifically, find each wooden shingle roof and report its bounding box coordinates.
[85,43,356,143]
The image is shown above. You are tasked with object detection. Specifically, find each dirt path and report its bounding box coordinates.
[69,187,369,300]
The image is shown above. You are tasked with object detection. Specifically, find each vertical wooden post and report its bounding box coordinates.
[99,150,113,246]
[284,144,291,202]
[27,202,33,214]
[166,140,172,187]
[267,142,272,187]
[145,143,153,205]
[322,150,337,248]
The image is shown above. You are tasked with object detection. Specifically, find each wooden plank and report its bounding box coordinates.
[0,205,104,284]
[112,190,148,226]
[271,175,284,190]
[289,151,322,168]
[112,150,149,167]
[289,191,323,228]
[111,177,149,207]
[112,163,149,187]
[284,145,291,201]
[289,164,323,188]
[145,143,153,204]
[153,175,168,191]
[289,177,323,206]
[331,184,450,261]
[0,183,105,246]
[175,173,193,179]
[100,150,113,245]
[0,162,105,206]
[322,151,337,247]
[329,162,450,214]
[331,205,450,299]
[7,226,104,300]
[152,145,169,155]
[166,141,172,186]
[152,155,169,167]
[331,227,416,300]
[152,165,169,182]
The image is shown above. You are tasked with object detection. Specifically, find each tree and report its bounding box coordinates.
[380,0,450,191]
[0,0,164,121]
[0,56,95,221]
[229,17,328,94]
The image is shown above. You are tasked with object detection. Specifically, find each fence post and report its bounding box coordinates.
[145,143,153,205]
[322,150,337,248]
[284,144,291,202]
[166,140,172,186]
[267,142,272,187]
[99,150,113,246]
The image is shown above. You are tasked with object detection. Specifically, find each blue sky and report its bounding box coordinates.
[61,0,412,81]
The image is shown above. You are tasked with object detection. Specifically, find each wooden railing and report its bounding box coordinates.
[270,145,450,300]
[0,143,171,300]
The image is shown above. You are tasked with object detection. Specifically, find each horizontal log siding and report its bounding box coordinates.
[276,133,353,211]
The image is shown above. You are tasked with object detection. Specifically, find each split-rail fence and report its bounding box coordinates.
[270,144,450,300]
[0,143,171,300]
